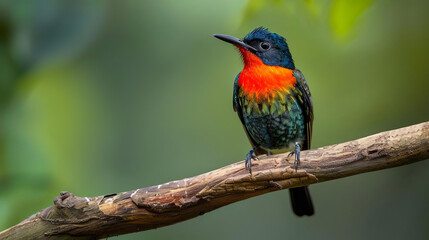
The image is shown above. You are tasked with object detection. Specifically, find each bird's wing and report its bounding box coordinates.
[233,74,245,125]
[293,69,314,150]
[233,74,267,155]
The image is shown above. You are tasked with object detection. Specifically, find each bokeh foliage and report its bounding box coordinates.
[0,0,428,239]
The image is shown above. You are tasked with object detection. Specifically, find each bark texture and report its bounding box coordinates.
[1,121,428,240]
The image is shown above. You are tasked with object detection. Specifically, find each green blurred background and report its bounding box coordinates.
[1,0,428,239]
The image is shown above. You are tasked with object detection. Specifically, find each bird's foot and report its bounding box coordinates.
[245,146,259,174]
[287,142,301,171]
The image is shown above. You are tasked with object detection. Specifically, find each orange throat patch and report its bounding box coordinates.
[237,47,296,103]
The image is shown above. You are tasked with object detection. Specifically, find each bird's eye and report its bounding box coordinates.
[260,42,271,50]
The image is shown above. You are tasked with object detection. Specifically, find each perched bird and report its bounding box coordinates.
[214,27,314,216]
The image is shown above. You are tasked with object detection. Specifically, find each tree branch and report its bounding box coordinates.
[1,121,428,240]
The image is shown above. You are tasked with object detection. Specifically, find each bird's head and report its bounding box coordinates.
[214,27,295,69]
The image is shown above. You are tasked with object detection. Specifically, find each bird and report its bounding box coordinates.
[213,27,314,216]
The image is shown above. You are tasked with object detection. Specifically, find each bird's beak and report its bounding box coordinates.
[213,34,257,53]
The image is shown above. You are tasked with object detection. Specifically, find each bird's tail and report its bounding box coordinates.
[289,186,314,216]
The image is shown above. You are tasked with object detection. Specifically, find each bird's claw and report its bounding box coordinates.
[245,147,259,174]
[288,142,301,170]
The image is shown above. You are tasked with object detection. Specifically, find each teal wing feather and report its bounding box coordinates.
[293,69,314,150]
[233,74,245,125]
[233,74,267,155]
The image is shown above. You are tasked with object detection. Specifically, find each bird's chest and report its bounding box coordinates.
[238,88,306,151]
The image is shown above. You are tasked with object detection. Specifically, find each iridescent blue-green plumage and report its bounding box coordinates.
[244,27,295,69]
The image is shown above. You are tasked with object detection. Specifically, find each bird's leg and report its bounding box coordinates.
[245,145,259,174]
[287,142,301,170]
